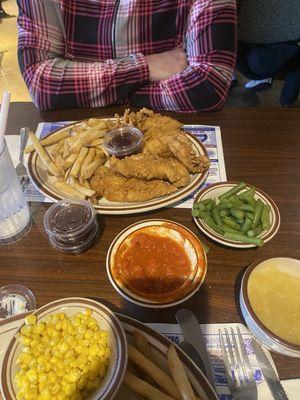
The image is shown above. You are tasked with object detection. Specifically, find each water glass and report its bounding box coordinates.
[0,139,31,244]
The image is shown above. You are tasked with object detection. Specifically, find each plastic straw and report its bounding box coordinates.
[0,92,11,151]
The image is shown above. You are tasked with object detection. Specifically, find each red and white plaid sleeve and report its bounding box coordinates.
[17,0,149,111]
[129,0,237,112]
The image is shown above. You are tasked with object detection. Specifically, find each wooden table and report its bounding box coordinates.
[2,103,300,380]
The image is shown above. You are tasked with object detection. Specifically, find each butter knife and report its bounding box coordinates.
[175,309,216,390]
[252,339,289,400]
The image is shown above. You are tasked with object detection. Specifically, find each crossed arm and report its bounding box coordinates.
[17,0,237,112]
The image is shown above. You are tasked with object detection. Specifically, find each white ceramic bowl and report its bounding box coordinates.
[193,181,280,248]
[240,258,300,358]
[1,298,128,400]
[107,219,207,308]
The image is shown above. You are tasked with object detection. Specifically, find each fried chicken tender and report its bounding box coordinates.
[143,129,210,174]
[110,154,190,188]
[140,114,183,135]
[90,166,178,202]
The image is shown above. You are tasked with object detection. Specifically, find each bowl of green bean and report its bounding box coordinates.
[192,181,280,248]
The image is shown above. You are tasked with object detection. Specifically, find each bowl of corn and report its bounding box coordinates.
[0,297,128,400]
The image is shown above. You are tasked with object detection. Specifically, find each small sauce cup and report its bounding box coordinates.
[103,127,143,158]
[44,199,98,254]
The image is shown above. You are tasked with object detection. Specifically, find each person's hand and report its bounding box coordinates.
[145,48,188,81]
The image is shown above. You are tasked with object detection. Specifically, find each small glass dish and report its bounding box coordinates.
[0,285,36,319]
[103,126,143,158]
[44,199,98,254]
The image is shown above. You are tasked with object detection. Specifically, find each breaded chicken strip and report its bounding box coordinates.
[140,114,183,135]
[110,154,190,188]
[143,131,210,174]
[90,167,178,203]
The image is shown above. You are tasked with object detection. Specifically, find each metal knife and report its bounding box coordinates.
[178,340,207,374]
[175,308,216,390]
[252,339,289,400]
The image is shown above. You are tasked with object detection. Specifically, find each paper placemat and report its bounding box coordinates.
[5,121,226,207]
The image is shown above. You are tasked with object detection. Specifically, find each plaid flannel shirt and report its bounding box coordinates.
[17,0,237,112]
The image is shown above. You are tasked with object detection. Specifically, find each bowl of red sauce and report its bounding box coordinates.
[106,219,207,308]
[103,127,143,158]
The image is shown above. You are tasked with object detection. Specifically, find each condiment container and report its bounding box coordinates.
[0,285,36,318]
[103,126,143,158]
[44,199,98,254]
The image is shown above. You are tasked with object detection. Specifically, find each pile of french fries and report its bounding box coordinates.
[125,330,203,400]
[25,118,114,201]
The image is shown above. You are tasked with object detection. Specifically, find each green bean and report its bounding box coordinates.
[228,195,244,206]
[217,201,233,210]
[219,209,229,217]
[229,208,245,220]
[261,204,271,230]
[192,209,209,219]
[241,217,252,234]
[193,202,207,211]
[205,201,214,212]
[222,216,241,231]
[252,198,264,228]
[219,182,246,200]
[244,196,256,208]
[205,217,224,235]
[246,212,254,221]
[247,224,263,238]
[236,218,245,225]
[222,224,242,234]
[235,203,255,212]
[212,207,222,227]
[238,187,255,201]
[224,232,264,247]
[202,198,214,206]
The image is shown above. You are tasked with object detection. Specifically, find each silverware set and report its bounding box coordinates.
[175,309,289,400]
[16,127,29,191]
[219,327,257,400]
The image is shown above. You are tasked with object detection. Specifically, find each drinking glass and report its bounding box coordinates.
[0,139,31,244]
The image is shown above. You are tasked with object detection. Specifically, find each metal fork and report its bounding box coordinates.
[16,127,30,191]
[219,327,258,400]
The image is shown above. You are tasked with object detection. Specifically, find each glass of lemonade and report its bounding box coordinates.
[0,139,31,244]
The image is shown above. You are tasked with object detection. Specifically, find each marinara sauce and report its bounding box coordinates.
[113,231,193,297]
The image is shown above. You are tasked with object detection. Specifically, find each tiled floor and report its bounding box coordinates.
[1,0,299,107]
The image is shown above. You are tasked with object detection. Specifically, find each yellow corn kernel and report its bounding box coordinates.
[71,394,82,400]
[51,383,61,395]
[20,336,31,346]
[86,378,96,391]
[38,387,51,400]
[25,315,37,326]
[34,322,46,335]
[77,374,87,390]
[20,325,33,336]
[64,383,76,397]
[59,342,70,354]
[59,313,66,320]
[25,369,38,384]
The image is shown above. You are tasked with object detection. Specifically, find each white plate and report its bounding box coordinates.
[193,181,280,248]
[27,121,209,215]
